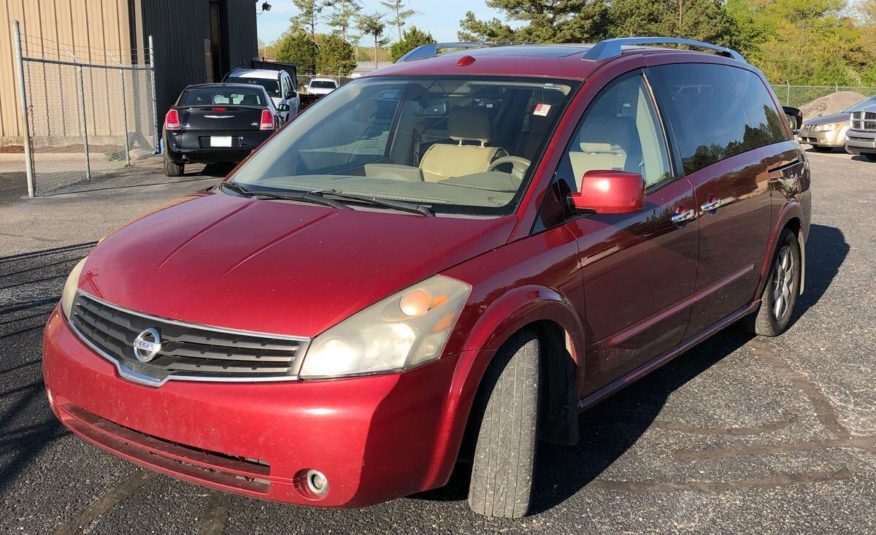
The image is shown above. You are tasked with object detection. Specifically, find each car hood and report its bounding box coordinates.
[804,112,850,127]
[80,191,516,337]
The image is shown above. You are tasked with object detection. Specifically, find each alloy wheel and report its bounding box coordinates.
[771,245,795,321]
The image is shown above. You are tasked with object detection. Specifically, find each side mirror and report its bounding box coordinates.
[570,171,645,215]
[278,104,290,112]
[783,106,803,131]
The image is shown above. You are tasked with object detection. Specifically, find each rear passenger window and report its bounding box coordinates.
[648,64,785,175]
[730,68,788,148]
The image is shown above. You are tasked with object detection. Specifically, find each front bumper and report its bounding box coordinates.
[846,129,876,155]
[797,127,846,147]
[42,307,463,507]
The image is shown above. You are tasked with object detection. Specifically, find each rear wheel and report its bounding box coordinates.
[745,229,801,336]
[467,330,540,518]
[164,152,184,177]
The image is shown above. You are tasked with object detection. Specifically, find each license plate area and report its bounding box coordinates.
[210,136,232,147]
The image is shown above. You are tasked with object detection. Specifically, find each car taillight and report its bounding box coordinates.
[260,109,274,131]
[165,109,181,131]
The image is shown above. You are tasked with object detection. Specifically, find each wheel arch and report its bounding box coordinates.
[758,202,805,298]
[426,286,585,489]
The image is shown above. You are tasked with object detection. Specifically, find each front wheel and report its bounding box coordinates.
[863,153,876,162]
[745,229,801,336]
[468,330,540,518]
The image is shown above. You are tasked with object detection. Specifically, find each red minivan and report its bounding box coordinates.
[43,38,811,518]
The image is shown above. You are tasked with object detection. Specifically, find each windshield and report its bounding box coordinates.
[844,96,876,113]
[310,80,338,89]
[231,76,577,215]
[180,86,269,107]
[226,76,280,97]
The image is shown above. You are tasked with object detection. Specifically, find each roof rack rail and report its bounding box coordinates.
[396,42,487,63]
[583,37,746,63]
[396,42,530,63]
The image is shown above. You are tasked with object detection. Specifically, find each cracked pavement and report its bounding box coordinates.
[0,151,874,533]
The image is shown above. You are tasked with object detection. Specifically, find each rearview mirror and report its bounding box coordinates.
[570,171,645,215]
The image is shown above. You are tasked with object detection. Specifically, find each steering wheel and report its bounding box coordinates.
[487,156,532,178]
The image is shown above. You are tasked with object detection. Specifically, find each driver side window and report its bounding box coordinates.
[559,72,672,191]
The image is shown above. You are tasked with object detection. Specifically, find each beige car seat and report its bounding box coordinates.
[419,107,504,182]
[568,117,634,188]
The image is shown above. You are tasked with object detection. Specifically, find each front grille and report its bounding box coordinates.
[70,292,308,386]
[851,111,876,131]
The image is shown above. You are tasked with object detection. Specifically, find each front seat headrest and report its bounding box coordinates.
[241,94,260,106]
[449,107,492,145]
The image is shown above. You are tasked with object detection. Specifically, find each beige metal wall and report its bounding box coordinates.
[0,0,132,144]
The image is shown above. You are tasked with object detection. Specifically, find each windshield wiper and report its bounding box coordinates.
[221,182,350,210]
[220,181,251,195]
[314,189,434,217]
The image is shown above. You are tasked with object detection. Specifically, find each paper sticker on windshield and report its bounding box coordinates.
[534,104,551,117]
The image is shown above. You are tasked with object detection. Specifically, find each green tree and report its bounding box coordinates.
[325,0,361,42]
[457,12,517,42]
[380,0,415,39]
[727,0,865,84]
[317,34,357,75]
[357,13,389,67]
[458,0,609,43]
[275,30,320,74]
[292,0,324,41]
[608,0,737,46]
[389,26,436,62]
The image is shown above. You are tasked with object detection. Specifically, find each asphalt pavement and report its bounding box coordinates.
[0,151,874,534]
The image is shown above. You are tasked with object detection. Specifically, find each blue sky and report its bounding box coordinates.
[256,1,503,44]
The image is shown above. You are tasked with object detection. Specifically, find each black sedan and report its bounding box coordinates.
[162,83,288,176]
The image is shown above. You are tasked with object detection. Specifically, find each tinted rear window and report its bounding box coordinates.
[648,64,786,174]
[730,68,787,148]
[310,80,337,89]
[226,77,280,96]
[179,87,268,107]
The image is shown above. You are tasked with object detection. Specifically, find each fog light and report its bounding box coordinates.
[306,469,328,495]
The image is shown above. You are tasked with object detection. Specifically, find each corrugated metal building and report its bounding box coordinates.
[1,0,258,144]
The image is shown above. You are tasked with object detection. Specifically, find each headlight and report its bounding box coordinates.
[298,275,471,378]
[61,258,87,319]
[813,123,838,132]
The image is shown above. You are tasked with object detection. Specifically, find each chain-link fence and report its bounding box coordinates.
[12,21,157,197]
[770,84,876,108]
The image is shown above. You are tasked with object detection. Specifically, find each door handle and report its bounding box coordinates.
[671,208,697,225]
[700,195,722,213]
[701,199,722,211]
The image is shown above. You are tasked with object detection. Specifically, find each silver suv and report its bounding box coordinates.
[224,68,300,122]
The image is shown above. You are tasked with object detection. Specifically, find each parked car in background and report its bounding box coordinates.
[162,83,281,176]
[799,95,876,152]
[306,77,339,96]
[224,68,299,121]
[46,38,810,520]
[846,103,876,160]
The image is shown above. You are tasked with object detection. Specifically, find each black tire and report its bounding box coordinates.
[467,330,540,518]
[164,153,184,177]
[863,153,876,162]
[810,146,832,153]
[745,229,801,336]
